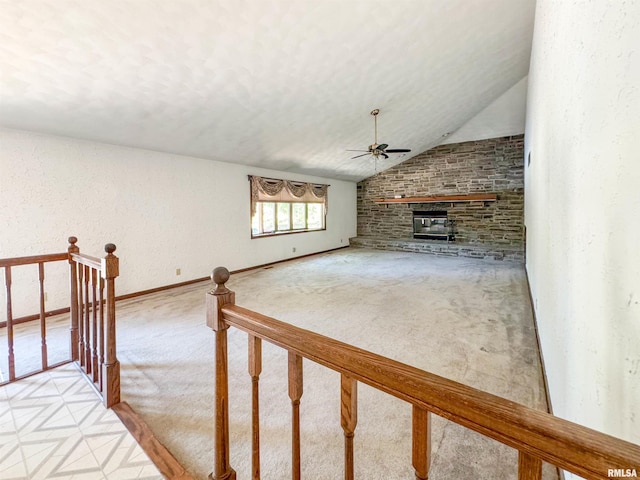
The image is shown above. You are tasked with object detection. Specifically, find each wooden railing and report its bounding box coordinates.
[0,251,69,380]
[68,237,121,407]
[1,237,120,407]
[206,267,640,480]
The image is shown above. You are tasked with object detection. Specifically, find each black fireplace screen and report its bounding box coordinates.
[413,211,454,241]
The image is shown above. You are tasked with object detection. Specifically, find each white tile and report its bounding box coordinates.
[19,424,80,443]
[127,444,152,464]
[0,408,17,434]
[35,403,78,430]
[10,404,47,432]
[0,444,27,478]
[0,431,19,450]
[21,439,60,475]
[29,454,66,480]
[67,399,101,425]
[55,437,101,474]
[137,464,164,479]
[101,465,144,480]
[4,365,161,480]
[85,432,125,467]
[69,471,107,480]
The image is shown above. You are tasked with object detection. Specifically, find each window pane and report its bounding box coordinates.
[292,203,306,229]
[277,203,290,231]
[307,203,323,229]
[262,202,275,233]
[251,207,260,235]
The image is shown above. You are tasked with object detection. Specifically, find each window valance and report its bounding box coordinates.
[249,175,329,215]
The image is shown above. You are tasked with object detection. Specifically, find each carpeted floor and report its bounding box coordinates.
[114,248,556,479]
[2,248,558,479]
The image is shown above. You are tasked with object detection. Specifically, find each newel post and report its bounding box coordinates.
[207,267,237,480]
[68,236,80,361]
[101,243,120,408]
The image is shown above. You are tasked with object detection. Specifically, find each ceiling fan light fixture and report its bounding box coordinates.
[348,109,411,160]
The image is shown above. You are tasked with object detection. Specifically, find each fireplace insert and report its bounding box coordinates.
[413,210,454,241]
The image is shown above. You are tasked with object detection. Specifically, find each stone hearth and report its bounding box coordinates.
[349,235,524,262]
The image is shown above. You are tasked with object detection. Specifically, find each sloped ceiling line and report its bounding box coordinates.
[0,0,535,181]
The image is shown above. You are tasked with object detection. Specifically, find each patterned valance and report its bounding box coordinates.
[249,175,329,215]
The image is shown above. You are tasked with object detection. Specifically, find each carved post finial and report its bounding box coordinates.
[102,243,119,280]
[211,267,230,295]
[68,236,79,260]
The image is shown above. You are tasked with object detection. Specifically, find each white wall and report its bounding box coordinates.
[524,0,640,465]
[0,128,357,317]
[443,76,527,145]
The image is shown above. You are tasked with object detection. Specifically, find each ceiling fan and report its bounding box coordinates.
[348,109,411,159]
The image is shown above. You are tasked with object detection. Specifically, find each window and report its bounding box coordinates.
[251,201,325,236]
[249,175,328,238]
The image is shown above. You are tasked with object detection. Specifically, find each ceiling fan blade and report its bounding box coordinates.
[377,143,389,151]
[381,153,389,159]
[351,153,371,159]
[346,149,370,152]
[385,148,412,153]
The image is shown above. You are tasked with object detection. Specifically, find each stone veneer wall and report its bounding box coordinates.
[357,135,524,249]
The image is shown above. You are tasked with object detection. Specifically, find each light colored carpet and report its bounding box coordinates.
[113,248,556,479]
[2,248,557,479]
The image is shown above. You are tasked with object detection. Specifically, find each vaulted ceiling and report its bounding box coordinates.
[0,0,535,181]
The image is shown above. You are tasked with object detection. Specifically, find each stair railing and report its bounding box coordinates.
[1,251,68,380]
[206,266,640,480]
[1,237,120,408]
[68,237,120,407]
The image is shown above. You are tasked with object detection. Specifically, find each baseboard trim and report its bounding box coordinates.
[112,401,195,480]
[0,307,70,328]
[230,245,349,275]
[115,277,210,301]
[2,245,350,326]
[524,265,564,480]
[524,264,553,415]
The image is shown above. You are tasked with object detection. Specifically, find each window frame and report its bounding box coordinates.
[251,200,326,238]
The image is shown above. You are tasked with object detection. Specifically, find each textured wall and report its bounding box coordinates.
[357,135,524,247]
[525,0,640,461]
[0,128,357,319]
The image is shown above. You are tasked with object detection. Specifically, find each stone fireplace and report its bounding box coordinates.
[352,135,525,262]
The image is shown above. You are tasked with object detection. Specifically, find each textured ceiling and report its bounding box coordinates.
[0,0,535,182]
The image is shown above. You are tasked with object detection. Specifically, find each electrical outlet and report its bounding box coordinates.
[176,268,181,276]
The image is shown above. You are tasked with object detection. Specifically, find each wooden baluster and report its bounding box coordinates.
[518,451,542,480]
[68,236,80,361]
[77,260,85,366]
[83,264,91,372]
[206,267,237,480]
[38,262,48,370]
[412,406,431,480]
[91,268,99,383]
[101,243,120,408]
[4,266,15,381]
[98,276,105,391]
[340,374,357,480]
[288,352,303,480]
[249,335,262,480]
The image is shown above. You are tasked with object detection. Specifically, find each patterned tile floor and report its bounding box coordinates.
[0,363,163,479]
